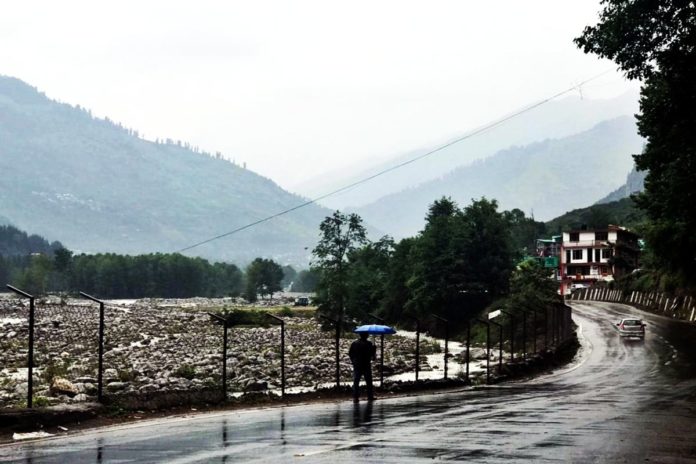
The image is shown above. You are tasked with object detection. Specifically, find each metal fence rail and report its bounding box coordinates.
[570,287,696,322]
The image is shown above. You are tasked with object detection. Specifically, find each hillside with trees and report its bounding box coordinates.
[0,76,330,266]
[545,197,646,236]
[355,117,643,238]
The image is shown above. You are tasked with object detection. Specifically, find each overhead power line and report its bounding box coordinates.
[176,69,614,253]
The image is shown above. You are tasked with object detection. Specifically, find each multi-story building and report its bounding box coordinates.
[559,225,640,295]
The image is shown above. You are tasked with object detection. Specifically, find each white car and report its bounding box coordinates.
[615,318,646,339]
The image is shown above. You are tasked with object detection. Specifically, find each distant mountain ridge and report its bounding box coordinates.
[295,91,640,209]
[0,76,331,265]
[596,166,647,204]
[354,117,644,238]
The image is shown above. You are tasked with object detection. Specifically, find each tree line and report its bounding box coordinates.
[1,244,317,299]
[311,198,554,333]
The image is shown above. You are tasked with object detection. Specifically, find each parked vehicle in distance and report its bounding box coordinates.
[294,297,310,306]
[615,318,646,339]
[570,283,589,292]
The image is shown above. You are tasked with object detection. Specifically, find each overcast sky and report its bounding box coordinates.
[0,1,638,189]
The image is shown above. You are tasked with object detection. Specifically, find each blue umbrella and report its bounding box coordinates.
[353,324,396,335]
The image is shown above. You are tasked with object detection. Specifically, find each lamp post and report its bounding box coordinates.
[79,292,106,402]
[7,285,34,408]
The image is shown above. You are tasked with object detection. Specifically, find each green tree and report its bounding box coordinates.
[245,258,284,302]
[406,197,515,324]
[17,254,53,295]
[291,269,319,292]
[407,197,465,320]
[281,265,297,290]
[344,236,394,321]
[379,237,415,322]
[460,198,515,297]
[312,211,367,320]
[507,259,559,312]
[576,0,696,287]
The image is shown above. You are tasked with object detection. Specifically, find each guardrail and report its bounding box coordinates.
[569,288,696,322]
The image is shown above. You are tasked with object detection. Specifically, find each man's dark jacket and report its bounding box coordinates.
[349,338,376,369]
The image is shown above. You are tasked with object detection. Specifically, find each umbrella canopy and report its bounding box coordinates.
[353,324,396,335]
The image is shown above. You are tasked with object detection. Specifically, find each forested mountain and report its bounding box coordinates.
[295,91,639,209]
[0,76,331,265]
[0,224,63,256]
[545,197,646,235]
[354,117,643,238]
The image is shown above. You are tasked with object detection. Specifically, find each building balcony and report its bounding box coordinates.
[562,240,612,248]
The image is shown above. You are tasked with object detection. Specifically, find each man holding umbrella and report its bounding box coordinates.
[349,332,377,403]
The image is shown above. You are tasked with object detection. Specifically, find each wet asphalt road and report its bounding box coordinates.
[1,301,696,463]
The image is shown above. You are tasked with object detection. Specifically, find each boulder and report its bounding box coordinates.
[244,380,268,392]
[50,377,79,397]
[106,382,127,392]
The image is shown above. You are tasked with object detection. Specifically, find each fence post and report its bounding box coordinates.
[79,292,106,403]
[319,315,342,389]
[465,321,471,381]
[489,320,503,375]
[7,285,34,408]
[266,313,286,397]
[368,313,386,387]
[432,315,449,380]
[500,310,515,363]
[207,313,231,401]
[475,319,491,384]
[521,310,528,361]
[407,316,422,381]
[532,309,538,355]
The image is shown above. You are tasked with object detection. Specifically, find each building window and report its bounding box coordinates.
[595,231,608,241]
[602,249,613,259]
[569,232,579,242]
[572,250,583,260]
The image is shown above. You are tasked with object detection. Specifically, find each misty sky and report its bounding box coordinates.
[0,1,639,190]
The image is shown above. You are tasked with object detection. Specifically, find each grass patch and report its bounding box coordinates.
[173,364,196,380]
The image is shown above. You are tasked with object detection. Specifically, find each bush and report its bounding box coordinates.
[173,364,196,380]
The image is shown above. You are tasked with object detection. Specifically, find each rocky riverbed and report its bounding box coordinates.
[0,296,438,408]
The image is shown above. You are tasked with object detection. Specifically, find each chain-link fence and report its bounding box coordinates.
[1,293,575,410]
